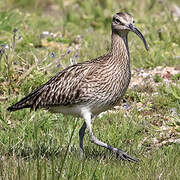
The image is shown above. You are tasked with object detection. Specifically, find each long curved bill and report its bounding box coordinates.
[129,24,149,51]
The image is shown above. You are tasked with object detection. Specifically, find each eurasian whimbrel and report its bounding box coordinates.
[7,12,148,162]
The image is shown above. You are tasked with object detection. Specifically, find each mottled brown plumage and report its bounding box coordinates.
[7,12,148,162]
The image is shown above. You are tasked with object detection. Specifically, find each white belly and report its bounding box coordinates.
[47,105,83,117]
[46,103,109,118]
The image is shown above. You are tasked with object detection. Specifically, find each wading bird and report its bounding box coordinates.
[7,12,148,162]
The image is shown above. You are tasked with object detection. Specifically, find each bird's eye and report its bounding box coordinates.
[113,17,123,25]
[133,20,135,24]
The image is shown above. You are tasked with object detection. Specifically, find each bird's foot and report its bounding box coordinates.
[116,148,139,163]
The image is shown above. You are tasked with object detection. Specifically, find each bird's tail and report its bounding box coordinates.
[7,96,33,112]
[7,86,43,112]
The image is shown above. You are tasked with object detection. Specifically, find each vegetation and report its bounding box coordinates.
[0,0,180,179]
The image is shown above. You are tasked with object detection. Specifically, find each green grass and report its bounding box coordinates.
[0,0,180,179]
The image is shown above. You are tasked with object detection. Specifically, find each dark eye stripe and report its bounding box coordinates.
[113,17,124,25]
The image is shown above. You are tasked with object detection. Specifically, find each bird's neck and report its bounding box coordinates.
[109,31,130,63]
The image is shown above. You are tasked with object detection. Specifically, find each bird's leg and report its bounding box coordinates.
[79,122,87,157]
[83,112,138,163]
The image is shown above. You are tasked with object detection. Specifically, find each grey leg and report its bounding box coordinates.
[83,111,138,163]
[79,122,87,157]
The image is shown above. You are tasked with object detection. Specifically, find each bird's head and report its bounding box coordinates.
[112,12,149,51]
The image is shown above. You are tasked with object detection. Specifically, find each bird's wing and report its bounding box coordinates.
[7,63,91,111]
